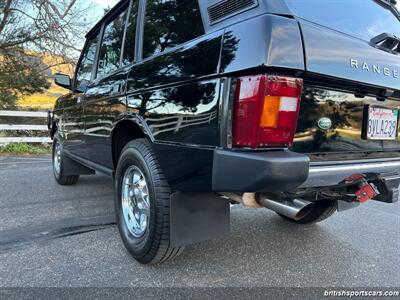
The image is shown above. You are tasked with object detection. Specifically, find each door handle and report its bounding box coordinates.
[112,83,122,95]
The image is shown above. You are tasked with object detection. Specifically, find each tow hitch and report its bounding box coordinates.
[277,172,400,212]
[338,173,400,204]
[327,173,399,211]
[340,174,381,203]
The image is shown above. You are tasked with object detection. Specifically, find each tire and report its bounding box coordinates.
[114,138,183,264]
[277,200,337,224]
[52,138,79,185]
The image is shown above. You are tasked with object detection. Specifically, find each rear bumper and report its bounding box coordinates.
[212,149,310,192]
[303,158,400,188]
[212,149,400,193]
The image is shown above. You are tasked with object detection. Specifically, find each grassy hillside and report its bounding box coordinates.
[17,53,75,110]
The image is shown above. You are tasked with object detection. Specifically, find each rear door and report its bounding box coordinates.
[292,86,400,158]
[83,1,136,168]
[285,0,400,158]
[286,0,400,90]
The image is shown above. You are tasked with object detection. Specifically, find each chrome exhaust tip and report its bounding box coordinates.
[257,196,315,221]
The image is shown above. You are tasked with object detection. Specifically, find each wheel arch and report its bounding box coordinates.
[111,118,152,169]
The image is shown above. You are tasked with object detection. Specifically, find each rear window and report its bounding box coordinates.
[285,0,400,42]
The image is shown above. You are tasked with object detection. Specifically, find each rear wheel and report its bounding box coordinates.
[114,139,183,264]
[52,138,79,185]
[277,200,337,224]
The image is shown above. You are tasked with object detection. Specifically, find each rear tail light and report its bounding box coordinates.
[232,75,303,148]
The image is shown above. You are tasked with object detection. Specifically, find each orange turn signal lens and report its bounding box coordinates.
[260,96,280,128]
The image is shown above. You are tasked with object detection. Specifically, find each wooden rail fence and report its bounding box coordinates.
[0,110,51,145]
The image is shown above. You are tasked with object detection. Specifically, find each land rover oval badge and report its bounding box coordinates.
[318,117,332,130]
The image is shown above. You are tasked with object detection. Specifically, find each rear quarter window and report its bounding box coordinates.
[143,0,204,58]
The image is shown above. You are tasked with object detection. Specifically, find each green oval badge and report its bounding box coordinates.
[318,117,332,130]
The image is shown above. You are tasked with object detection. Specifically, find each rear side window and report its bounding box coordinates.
[143,0,204,58]
[97,9,128,78]
[76,35,99,91]
[122,0,139,65]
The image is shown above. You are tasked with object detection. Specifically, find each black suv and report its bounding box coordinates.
[49,0,400,264]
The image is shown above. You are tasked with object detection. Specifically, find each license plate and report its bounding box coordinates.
[366,107,399,140]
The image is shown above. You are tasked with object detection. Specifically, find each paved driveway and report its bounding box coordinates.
[0,155,399,287]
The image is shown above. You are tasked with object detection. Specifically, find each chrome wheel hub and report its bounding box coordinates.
[53,142,61,175]
[121,166,150,238]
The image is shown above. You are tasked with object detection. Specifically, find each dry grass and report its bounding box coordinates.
[16,52,74,110]
[18,92,59,109]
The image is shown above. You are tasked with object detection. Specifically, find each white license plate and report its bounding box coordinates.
[367,107,399,140]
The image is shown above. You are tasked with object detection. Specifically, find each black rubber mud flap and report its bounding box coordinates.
[63,155,95,176]
[170,192,230,247]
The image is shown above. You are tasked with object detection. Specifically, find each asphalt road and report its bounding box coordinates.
[0,155,399,288]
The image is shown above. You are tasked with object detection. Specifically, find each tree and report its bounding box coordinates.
[0,0,91,109]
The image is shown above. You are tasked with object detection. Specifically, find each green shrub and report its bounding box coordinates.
[0,143,50,155]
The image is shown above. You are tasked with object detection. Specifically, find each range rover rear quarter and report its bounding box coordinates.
[48,0,400,264]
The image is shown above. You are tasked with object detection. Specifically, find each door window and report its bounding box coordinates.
[97,9,128,78]
[75,35,99,91]
[143,0,204,58]
[122,0,139,65]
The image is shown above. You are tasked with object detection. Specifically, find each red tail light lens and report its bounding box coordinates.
[232,75,303,148]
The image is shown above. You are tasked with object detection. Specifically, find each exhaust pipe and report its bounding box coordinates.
[220,192,315,221]
[257,195,315,221]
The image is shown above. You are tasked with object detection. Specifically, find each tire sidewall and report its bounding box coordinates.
[52,137,63,181]
[114,144,157,260]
